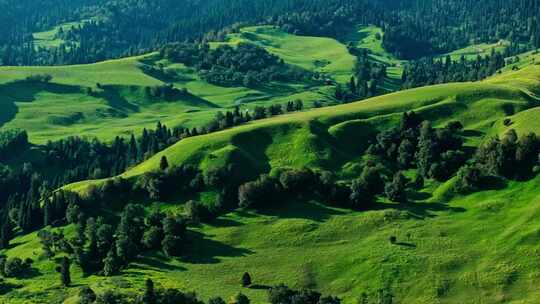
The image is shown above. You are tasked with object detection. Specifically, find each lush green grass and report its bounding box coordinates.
[32,21,87,50]
[0,25,405,145]
[6,176,540,303]
[219,26,357,83]
[0,57,221,143]
[438,40,509,61]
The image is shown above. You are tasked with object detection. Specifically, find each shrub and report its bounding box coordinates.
[279,168,317,193]
[79,286,97,304]
[241,272,252,287]
[25,74,53,83]
[384,172,408,203]
[3,258,29,278]
[142,227,164,250]
[454,165,482,193]
[238,175,281,209]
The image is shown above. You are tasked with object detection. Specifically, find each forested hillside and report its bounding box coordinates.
[2,0,540,65]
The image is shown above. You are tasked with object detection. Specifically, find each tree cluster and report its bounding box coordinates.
[161,42,313,87]
[402,51,507,89]
[455,130,540,193]
[268,284,341,304]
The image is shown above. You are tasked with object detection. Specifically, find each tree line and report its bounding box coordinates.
[401,47,525,89]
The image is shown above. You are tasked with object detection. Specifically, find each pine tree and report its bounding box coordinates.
[160,156,169,171]
[57,257,71,287]
[103,245,120,276]
[241,272,252,287]
[0,221,13,249]
[142,278,157,304]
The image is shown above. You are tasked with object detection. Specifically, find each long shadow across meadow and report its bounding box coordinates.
[257,200,346,223]
[181,230,253,264]
[0,80,81,127]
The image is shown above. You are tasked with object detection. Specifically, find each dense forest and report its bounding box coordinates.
[2,0,540,65]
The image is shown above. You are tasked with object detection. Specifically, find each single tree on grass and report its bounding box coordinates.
[209,297,226,304]
[160,156,169,171]
[142,278,157,304]
[241,272,252,287]
[56,256,71,287]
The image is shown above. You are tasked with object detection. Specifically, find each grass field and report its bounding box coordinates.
[0,25,414,144]
[32,21,86,50]
[4,64,540,303]
[6,174,540,304]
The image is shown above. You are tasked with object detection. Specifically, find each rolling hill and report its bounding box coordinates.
[0,25,362,144]
[1,56,540,303]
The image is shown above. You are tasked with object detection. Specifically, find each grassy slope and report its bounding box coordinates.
[12,66,533,303]
[1,26,356,144]
[4,28,540,304]
[8,174,540,304]
[439,40,510,61]
[219,26,356,83]
[0,56,220,143]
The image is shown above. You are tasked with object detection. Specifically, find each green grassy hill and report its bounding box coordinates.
[0,48,338,144]
[438,40,510,61]
[2,63,539,303]
[1,25,408,145]
[219,26,357,83]
[4,24,452,146]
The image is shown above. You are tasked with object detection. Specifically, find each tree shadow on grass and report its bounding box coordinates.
[479,176,508,191]
[207,217,244,228]
[373,200,466,219]
[0,80,83,127]
[395,242,417,248]
[408,191,432,202]
[18,267,42,279]
[257,200,346,223]
[181,230,253,264]
[0,282,23,295]
[133,253,187,272]
[462,129,484,137]
[97,85,140,113]
[249,284,272,290]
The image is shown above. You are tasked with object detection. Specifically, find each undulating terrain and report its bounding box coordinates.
[1,1,540,304]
